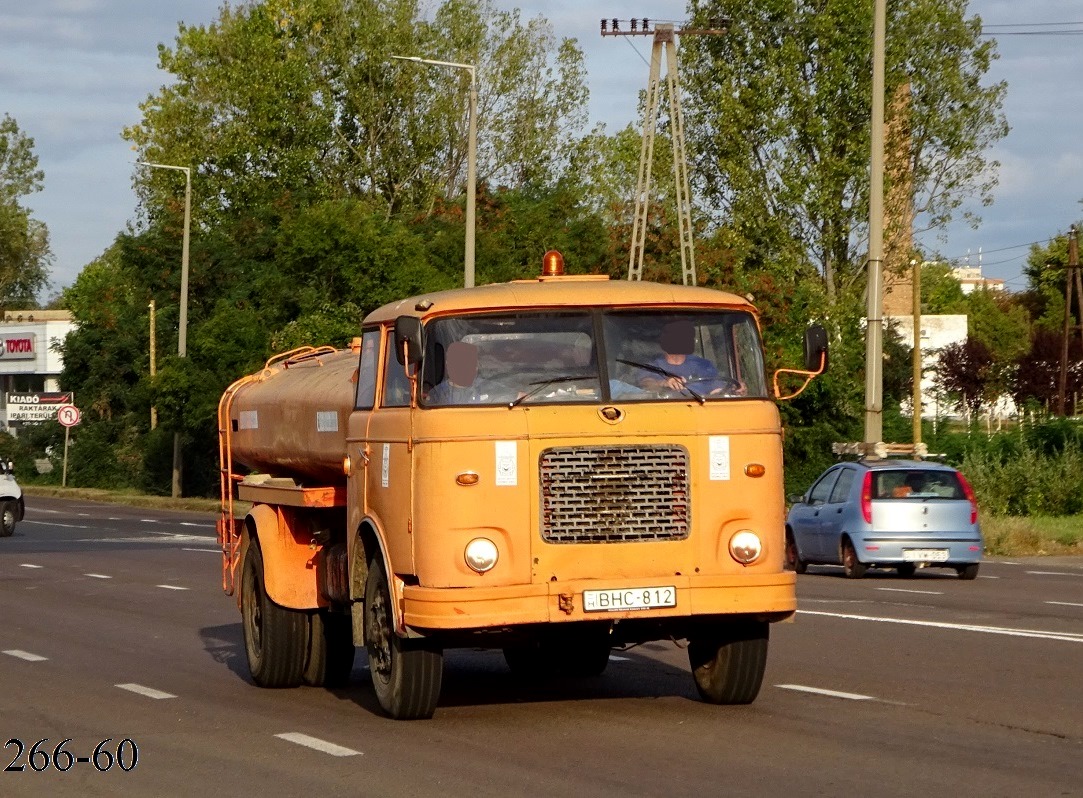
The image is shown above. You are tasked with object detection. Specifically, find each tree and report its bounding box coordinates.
[921,261,967,314]
[124,0,589,227]
[683,0,1007,303]
[933,337,997,417]
[0,114,51,306]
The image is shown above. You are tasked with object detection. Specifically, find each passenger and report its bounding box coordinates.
[427,342,511,405]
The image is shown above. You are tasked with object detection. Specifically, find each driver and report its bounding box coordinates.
[640,320,730,393]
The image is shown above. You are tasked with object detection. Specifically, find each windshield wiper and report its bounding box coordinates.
[616,359,705,404]
[508,375,596,408]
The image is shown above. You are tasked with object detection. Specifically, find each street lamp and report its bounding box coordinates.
[391,55,476,288]
[137,161,191,497]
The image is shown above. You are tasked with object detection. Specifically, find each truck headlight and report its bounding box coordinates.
[729,530,763,565]
[464,538,499,573]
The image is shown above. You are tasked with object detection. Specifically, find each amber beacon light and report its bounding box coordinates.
[542,250,565,276]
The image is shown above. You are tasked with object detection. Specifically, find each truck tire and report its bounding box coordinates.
[241,542,307,688]
[687,621,769,705]
[364,557,443,719]
[0,500,16,536]
[303,609,355,688]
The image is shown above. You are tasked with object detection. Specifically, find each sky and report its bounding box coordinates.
[1,1,1081,300]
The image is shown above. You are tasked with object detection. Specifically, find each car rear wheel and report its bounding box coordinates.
[896,563,916,578]
[841,539,867,579]
[687,621,769,704]
[784,532,807,574]
[957,563,980,580]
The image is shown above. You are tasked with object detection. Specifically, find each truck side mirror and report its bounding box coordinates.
[803,324,828,374]
[394,316,423,366]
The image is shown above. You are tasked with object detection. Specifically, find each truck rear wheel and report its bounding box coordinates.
[687,621,769,705]
[303,609,355,688]
[364,557,443,719]
[241,541,307,688]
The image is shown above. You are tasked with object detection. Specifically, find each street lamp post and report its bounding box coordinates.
[137,161,191,497]
[391,55,476,288]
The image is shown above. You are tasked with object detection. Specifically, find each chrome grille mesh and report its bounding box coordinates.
[539,445,690,543]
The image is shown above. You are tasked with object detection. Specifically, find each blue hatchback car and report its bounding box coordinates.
[785,459,983,579]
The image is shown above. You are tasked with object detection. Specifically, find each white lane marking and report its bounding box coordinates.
[116,683,177,700]
[157,585,188,591]
[73,534,214,544]
[275,733,361,757]
[609,655,630,662]
[4,650,48,662]
[20,563,43,569]
[978,575,999,579]
[182,548,220,553]
[1046,601,1083,608]
[24,521,94,530]
[876,588,943,595]
[1026,571,1083,577]
[1000,561,1021,566]
[85,573,112,579]
[77,513,91,517]
[178,522,213,528]
[799,610,1083,643]
[776,684,875,701]
[139,519,161,524]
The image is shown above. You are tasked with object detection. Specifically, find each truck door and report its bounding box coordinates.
[361,329,416,574]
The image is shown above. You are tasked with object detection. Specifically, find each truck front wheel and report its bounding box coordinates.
[0,500,17,536]
[364,557,443,719]
[241,541,307,688]
[687,621,769,705]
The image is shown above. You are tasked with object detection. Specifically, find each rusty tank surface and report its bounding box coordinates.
[219,344,360,485]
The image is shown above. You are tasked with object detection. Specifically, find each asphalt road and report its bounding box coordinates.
[2,496,1081,797]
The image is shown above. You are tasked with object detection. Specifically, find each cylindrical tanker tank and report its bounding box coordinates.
[223,346,359,485]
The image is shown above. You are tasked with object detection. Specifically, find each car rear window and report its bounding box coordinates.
[872,470,965,500]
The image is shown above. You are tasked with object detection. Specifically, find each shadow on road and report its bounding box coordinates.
[199,620,702,717]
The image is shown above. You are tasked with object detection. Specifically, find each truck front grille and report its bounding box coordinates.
[539,445,690,543]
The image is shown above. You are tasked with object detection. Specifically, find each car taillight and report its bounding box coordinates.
[957,472,979,524]
[860,471,873,523]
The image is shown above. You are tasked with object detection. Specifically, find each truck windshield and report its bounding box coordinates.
[419,309,767,407]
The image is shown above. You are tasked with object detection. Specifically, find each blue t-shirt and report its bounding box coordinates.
[649,354,719,383]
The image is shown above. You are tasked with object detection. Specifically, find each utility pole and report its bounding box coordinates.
[863,0,887,445]
[1056,225,1082,416]
[149,300,157,430]
[601,17,727,285]
[911,260,922,444]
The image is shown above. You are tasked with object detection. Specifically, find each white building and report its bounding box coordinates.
[0,310,76,429]
[887,314,970,419]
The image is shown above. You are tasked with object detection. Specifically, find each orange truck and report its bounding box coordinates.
[217,253,827,719]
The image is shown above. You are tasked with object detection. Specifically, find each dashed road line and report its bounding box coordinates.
[776,684,876,701]
[116,683,177,700]
[875,587,943,595]
[182,548,220,553]
[800,609,1083,643]
[19,563,43,569]
[157,584,189,591]
[275,733,361,757]
[1046,601,1083,608]
[1026,571,1083,577]
[84,573,112,579]
[4,650,48,662]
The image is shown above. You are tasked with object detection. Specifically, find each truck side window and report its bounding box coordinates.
[355,329,379,410]
[382,336,412,408]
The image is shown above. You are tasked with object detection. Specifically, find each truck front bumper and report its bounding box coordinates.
[401,572,796,630]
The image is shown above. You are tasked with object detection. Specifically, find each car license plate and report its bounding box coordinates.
[583,586,676,612]
[902,548,949,562]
